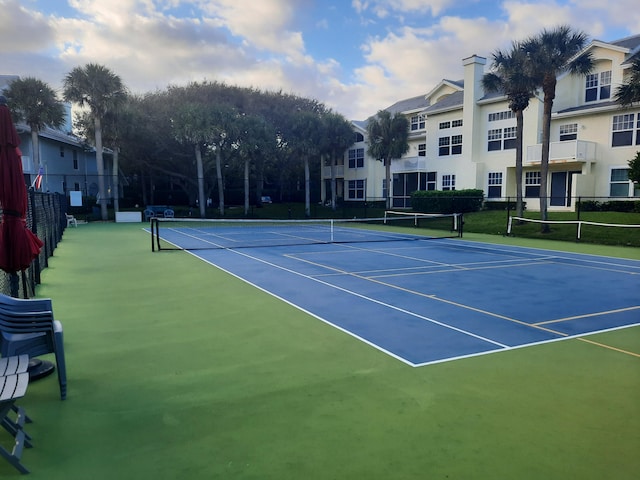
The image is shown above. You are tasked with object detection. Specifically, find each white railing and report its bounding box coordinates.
[390,156,427,174]
[322,165,345,178]
[526,140,596,164]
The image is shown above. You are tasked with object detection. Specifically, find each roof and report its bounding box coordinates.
[610,33,640,52]
[555,100,620,115]
[423,90,464,114]
[383,94,430,115]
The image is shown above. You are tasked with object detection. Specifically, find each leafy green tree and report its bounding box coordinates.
[320,111,355,211]
[235,114,276,215]
[74,98,135,212]
[366,110,409,209]
[522,26,593,231]
[3,77,65,179]
[615,58,640,107]
[628,151,640,184]
[63,64,127,220]
[286,110,324,216]
[482,42,538,218]
[170,101,217,217]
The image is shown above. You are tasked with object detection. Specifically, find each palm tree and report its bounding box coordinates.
[366,110,409,209]
[320,112,355,211]
[522,25,593,231]
[482,42,538,218]
[615,57,640,107]
[63,64,126,221]
[287,110,324,216]
[170,101,215,218]
[3,77,65,182]
[235,114,275,216]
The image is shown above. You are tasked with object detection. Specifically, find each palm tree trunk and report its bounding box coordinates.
[216,150,224,216]
[330,153,337,211]
[30,127,40,175]
[304,156,310,217]
[94,117,108,221]
[112,146,120,212]
[255,160,264,205]
[195,144,206,218]
[539,83,555,233]
[244,158,250,216]
[385,159,391,210]
[515,110,524,218]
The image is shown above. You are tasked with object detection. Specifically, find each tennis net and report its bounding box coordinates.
[151,213,462,251]
[507,215,640,244]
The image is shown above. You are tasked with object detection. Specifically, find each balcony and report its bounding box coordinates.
[526,140,596,165]
[390,156,428,174]
[322,165,345,178]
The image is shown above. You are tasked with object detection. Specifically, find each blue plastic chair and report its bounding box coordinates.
[0,295,67,400]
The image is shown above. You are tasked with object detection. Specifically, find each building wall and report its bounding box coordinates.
[341,35,639,210]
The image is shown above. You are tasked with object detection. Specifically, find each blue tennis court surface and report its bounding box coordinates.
[169,233,640,366]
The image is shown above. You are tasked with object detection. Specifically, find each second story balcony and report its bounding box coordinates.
[526,140,597,165]
[390,156,428,174]
[322,164,345,178]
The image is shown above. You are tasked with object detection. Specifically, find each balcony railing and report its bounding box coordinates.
[526,140,596,165]
[390,156,427,174]
[322,165,345,178]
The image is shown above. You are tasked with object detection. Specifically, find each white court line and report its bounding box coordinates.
[153,230,640,366]
[191,247,511,351]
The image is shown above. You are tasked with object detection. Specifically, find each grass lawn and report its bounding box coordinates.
[4,222,639,479]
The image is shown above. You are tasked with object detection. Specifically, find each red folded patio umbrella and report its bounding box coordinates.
[0,99,43,276]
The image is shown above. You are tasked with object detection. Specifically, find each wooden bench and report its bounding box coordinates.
[1,355,32,474]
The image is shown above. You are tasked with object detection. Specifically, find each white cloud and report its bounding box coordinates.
[1,0,639,121]
[353,0,458,17]
[197,0,307,59]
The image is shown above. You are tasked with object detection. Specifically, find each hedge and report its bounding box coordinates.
[411,189,484,213]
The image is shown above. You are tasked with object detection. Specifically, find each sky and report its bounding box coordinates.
[1,0,639,120]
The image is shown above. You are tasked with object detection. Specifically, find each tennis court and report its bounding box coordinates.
[152,217,640,366]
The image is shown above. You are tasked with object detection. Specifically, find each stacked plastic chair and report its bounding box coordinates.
[0,354,32,473]
[0,294,67,400]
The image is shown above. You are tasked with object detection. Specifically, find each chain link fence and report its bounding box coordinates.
[1,191,67,298]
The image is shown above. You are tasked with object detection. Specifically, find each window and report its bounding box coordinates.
[438,137,450,156]
[488,172,503,198]
[503,127,516,150]
[74,182,80,191]
[610,168,631,197]
[418,144,426,157]
[348,148,364,168]
[354,132,364,143]
[348,179,365,199]
[488,128,516,151]
[418,172,437,191]
[442,174,455,191]
[525,171,541,198]
[452,119,463,128]
[73,150,79,170]
[451,135,462,155]
[585,70,611,102]
[612,113,639,147]
[560,123,578,141]
[410,115,425,131]
[439,121,450,129]
[439,136,462,156]
[487,129,502,151]
[488,111,515,122]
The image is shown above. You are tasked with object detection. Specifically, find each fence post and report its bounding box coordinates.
[505,197,511,235]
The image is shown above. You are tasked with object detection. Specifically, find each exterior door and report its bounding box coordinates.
[550,172,568,206]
